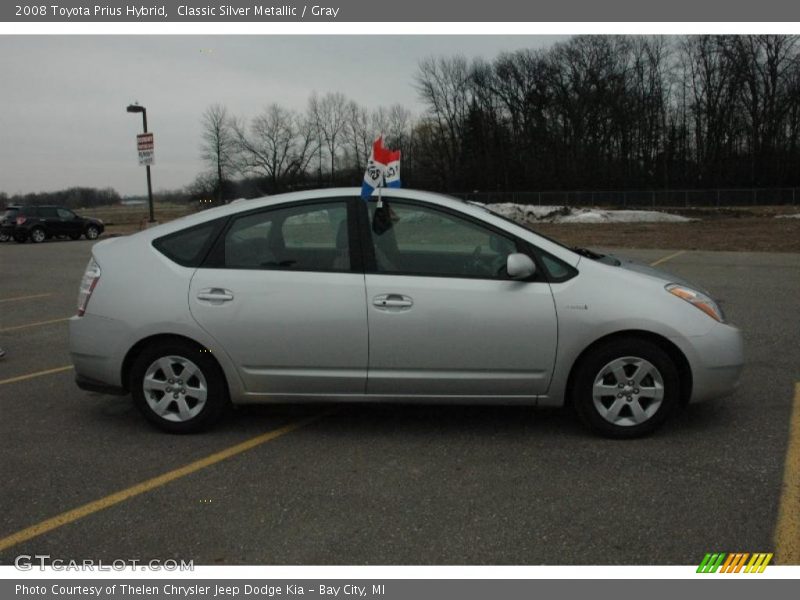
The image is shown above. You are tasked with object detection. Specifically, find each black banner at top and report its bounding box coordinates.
[3,0,800,22]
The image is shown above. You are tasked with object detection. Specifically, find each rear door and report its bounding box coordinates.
[37,206,61,235]
[188,198,368,397]
[57,208,84,236]
[361,198,558,398]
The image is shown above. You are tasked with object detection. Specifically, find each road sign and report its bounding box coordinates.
[136,133,154,166]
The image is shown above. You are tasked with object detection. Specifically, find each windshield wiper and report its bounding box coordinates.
[572,246,605,260]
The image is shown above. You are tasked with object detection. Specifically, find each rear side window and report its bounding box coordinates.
[38,207,59,218]
[218,201,349,271]
[153,221,221,267]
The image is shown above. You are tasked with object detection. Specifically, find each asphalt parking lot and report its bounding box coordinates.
[0,237,798,565]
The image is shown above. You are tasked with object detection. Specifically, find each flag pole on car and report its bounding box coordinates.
[361,135,401,207]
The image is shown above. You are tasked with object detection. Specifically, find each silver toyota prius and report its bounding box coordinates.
[69,188,744,437]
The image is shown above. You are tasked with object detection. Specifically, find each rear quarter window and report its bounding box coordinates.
[153,220,222,267]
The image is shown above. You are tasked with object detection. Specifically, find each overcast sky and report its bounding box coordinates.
[0,35,566,197]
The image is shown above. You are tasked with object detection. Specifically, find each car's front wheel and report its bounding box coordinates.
[85,225,100,240]
[571,337,680,438]
[0,231,9,242]
[130,340,229,433]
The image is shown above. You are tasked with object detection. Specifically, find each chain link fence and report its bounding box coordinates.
[451,188,800,208]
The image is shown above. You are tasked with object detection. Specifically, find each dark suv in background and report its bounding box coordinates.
[0,205,104,243]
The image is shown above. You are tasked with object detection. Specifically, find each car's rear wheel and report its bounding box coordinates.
[85,226,99,240]
[571,338,680,438]
[130,340,229,433]
[30,227,46,243]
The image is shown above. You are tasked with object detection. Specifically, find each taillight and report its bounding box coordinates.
[16,216,26,225]
[77,258,101,316]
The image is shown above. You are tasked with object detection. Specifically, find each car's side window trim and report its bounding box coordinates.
[201,197,363,274]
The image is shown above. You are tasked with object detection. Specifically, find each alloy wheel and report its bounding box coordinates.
[591,356,665,427]
[142,355,208,423]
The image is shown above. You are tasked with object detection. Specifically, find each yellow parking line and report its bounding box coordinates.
[0,365,74,386]
[0,411,333,553]
[0,317,70,333]
[0,293,53,303]
[649,250,687,267]
[775,382,800,564]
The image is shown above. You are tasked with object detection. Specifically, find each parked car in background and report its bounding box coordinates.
[68,188,744,438]
[1,205,104,243]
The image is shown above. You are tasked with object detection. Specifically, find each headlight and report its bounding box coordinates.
[665,284,724,322]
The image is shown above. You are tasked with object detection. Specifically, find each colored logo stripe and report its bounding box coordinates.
[697,553,726,573]
[697,552,773,573]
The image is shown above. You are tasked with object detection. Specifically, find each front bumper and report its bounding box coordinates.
[75,374,127,395]
[678,321,745,403]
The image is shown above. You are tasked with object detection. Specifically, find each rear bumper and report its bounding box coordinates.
[679,322,745,403]
[69,314,130,390]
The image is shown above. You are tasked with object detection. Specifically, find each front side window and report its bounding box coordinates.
[221,201,349,271]
[367,201,517,279]
[57,208,75,219]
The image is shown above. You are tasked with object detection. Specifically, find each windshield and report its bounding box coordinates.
[2,208,19,220]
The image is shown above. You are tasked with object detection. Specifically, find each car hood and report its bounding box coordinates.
[601,252,708,294]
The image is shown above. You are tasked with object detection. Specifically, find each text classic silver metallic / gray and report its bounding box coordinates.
[69,188,743,437]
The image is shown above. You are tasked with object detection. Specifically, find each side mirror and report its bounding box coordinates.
[507,253,536,280]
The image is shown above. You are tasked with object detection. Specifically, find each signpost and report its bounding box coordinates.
[137,132,155,166]
[127,103,155,223]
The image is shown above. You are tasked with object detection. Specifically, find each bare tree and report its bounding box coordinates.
[200,104,237,201]
[309,92,349,183]
[234,104,321,192]
[345,100,372,173]
[415,56,471,187]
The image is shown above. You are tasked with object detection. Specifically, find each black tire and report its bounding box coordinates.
[0,232,9,243]
[85,226,100,240]
[30,227,46,243]
[130,339,229,433]
[68,233,81,240]
[570,337,680,439]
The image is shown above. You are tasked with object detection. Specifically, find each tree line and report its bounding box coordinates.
[6,35,800,209]
[199,34,800,200]
[0,187,122,209]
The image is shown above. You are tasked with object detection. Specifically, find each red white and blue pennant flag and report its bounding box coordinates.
[361,135,401,200]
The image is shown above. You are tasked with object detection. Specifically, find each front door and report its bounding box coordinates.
[362,200,558,398]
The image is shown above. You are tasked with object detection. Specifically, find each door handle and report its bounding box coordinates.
[197,288,234,303]
[373,293,413,309]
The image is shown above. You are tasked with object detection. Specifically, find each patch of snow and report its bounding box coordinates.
[484,203,693,224]
[775,213,800,219]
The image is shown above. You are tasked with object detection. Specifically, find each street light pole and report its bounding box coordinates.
[126,103,155,223]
